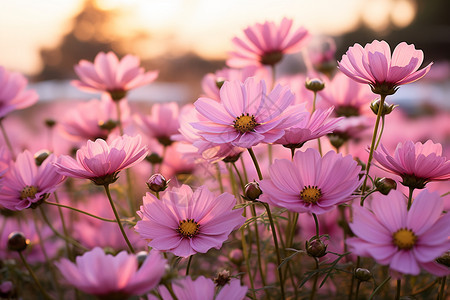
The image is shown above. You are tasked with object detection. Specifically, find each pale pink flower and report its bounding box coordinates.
[338,40,432,95]
[274,107,342,149]
[135,185,245,258]
[54,135,148,185]
[0,66,38,118]
[134,102,180,146]
[157,276,248,300]
[227,18,310,67]
[56,247,166,297]
[307,36,337,75]
[59,95,130,141]
[346,189,450,276]
[0,151,65,210]
[72,52,158,100]
[373,140,450,189]
[192,77,304,149]
[259,148,362,214]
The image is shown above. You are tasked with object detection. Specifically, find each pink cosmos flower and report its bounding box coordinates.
[135,185,245,258]
[259,148,362,214]
[72,52,158,100]
[338,40,432,95]
[227,18,310,67]
[346,189,450,276]
[0,66,38,118]
[156,276,248,300]
[134,102,180,147]
[59,95,130,141]
[192,77,304,149]
[274,107,342,149]
[373,140,450,190]
[0,151,65,210]
[54,135,148,185]
[56,247,166,298]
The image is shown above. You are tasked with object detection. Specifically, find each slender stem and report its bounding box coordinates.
[310,257,319,300]
[164,283,179,300]
[270,65,276,89]
[438,276,447,300]
[268,144,273,165]
[290,147,295,160]
[185,255,193,276]
[368,276,391,300]
[0,119,15,159]
[231,162,245,192]
[53,193,73,260]
[241,226,257,300]
[115,101,124,135]
[18,251,54,300]
[395,279,401,300]
[103,184,135,253]
[360,95,386,206]
[240,157,249,183]
[355,280,361,300]
[247,148,263,180]
[407,187,414,211]
[44,201,116,223]
[374,116,385,150]
[348,256,361,300]
[311,92,323,156]
[312,213,320,238]
[216,163,224,193]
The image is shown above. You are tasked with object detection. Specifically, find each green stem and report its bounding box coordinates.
[44,201,116,223]
[18,251,54,300]
[310,257,319,300]
[241,226,257,300]
[216,163,224,193]
[312,213,320,238]
[374,116,385,150]
[268,144,273,165]
[311,91,323,156]
[368,276,391,300]
[185,255,193,276]
[103,184,135,253]
[164,283,179,300]
[348,256,361,300]
[407,187,414,210]
[438,276,447,300]
[395,279,401,300]
[53,193,73,260]
[0,119,15,159]
[360,95,386,206]
[247,148,263,180]
[231,162,245,192]
[355,280,361,300]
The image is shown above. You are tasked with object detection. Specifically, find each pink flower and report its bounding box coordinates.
[134,102,180,146]
[54,135,148,185]
[72,52,158,100]
[373,140,450,189]
[56,247,166,297]
[274,107,342,149]
[227,18,310,67]
[192,77,303,149]
[0,151,65,210]
[0,66,38,118]
[338,40,432,95]
[346,189,450,276]
[135,185,245,258]
[259,148,362,214]
[157,276,248,300]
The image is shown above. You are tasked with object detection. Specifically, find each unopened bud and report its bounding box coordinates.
[374,177,397,195]
[354,268,372,281]
[370,98,397,116]
[34,150,51,166]
[7,232,29,252]
[436,251,450,267]
[216,80,225,89]
[214,270,231,287]
[306,239,327,258]
[244,181,262,201]
[136,251,148,268]
[146,174,168,192]
[305,78,325,92]
[229,249,244,265]
[145,153,163,164]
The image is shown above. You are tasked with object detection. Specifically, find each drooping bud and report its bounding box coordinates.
[305,78,325,92]
[244,181,262,201]
[370,98,397,116]
[7,232,29,252]
[374,177,397,195]
[214,270,231,287]
[145,153,163,165]
[146,174,168,192]
[306,238,327,258]
[354,268,372,282]
[34,150,51,166]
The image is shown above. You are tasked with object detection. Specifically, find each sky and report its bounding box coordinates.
[0,0,416,75]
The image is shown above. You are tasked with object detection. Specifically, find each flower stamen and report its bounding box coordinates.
[20,185,38,200]
[177,219,200,238]
[300,185,322,204]
[393,228,417,250]
[233,113,259,133]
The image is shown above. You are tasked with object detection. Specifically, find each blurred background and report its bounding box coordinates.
[0,0,449,107]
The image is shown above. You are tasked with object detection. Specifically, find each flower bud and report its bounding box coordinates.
[374,177,397,195]
[436,251,450,267]
[214,270,231,287]
[354,268,372,282]
[229,249,244,266]
[306,238,327,258]
[146,174,168,192]
[7,232,29,252]
[222,152,242,163]
[98,119,118,131]
[370,98,397,116]
[244,181,262,201]
[216,80,225,89]
[34,150,51,166]
[305,78,325,92]
[145,153,163,164]
[0,281,15,298]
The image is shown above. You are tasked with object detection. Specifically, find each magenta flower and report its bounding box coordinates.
[192,77,303,149]
[54,135,148,185]
[56,247,166,298]
[274,107,342,149]
[0,66,38,118]
[346,189,450,276]
[0,151,65,210]
[373,140,450,189]
[72,52,158,100]
[135,185,245,258]
[157,276,248,300]
[227,18,310,67]
[259,148,362,214]
[338,40,432,95]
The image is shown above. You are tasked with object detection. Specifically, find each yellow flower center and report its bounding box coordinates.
[233,114,259,133]
[300,185,322,204]
[177,219,200,238]
[20,185,38,200]
[393,228,417,250]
